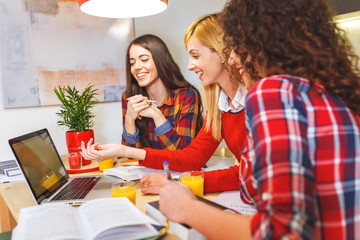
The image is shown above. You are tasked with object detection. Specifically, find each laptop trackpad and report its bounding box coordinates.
[86,175,120,199]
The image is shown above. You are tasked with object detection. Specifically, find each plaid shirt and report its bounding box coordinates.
[121,87,201,150]
[240,75,360,239]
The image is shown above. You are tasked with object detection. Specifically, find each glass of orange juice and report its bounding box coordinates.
[98,158,114,171]
[180,171,204,197]
[111,181,136,205]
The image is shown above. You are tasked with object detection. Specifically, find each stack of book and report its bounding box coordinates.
[0,160,23,183]
[146,196,234,240]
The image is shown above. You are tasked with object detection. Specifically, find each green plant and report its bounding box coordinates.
[54,84,99,132]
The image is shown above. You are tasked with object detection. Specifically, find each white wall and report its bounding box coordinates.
[134,0,227,92]
[0,0,227,162]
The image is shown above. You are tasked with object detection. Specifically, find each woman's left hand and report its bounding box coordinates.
[140,173,167,194]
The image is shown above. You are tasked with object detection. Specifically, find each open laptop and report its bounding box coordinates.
[8,128,118,205]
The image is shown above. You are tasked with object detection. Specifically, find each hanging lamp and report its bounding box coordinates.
[78,0,168,18]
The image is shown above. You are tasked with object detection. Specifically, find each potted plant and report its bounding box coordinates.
[54,84,99,166]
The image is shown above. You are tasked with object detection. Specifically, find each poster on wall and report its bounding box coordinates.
[0,0,134,108]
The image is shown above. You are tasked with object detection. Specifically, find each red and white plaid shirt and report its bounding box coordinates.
[240,75,360,239]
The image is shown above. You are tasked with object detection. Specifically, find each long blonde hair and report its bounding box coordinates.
[184,13,238,141]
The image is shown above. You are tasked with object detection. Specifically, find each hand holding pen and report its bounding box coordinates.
[159,160,197,225]
[125,95,156,120]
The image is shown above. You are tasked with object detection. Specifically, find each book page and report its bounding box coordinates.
[12,203,85,240]
[131,167,179,178]
[78,197,158,239]
[213,190,257,216]
[104,166,179,181]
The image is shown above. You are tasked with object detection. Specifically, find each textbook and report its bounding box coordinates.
[146,196,234,240]
[12,197,160,240]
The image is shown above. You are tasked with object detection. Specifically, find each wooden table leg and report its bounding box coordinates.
[0,193,16,233]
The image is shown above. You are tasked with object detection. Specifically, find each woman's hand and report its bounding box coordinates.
[159,180,197,223]
[80,138,124,161]
[139,105,167,127]
[140,173,167,194]
[138,105,158,119]
[125,95,151,122]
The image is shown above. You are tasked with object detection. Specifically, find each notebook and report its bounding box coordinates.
[8,128,117,205]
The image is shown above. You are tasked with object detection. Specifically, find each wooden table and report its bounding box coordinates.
[0,155,230,238]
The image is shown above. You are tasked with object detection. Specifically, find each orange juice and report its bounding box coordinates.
[98,158,113,171]
[111,186,136,204]
[181,175,204,197]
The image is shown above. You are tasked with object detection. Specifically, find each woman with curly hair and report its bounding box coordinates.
[158,0,360,239]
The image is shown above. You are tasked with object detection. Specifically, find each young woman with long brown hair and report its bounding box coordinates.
[122,34,203,150]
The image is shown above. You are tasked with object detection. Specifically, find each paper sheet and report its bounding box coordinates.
[213,190,257,216]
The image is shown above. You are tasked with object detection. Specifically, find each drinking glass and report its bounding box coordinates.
[180,171,204,197]
[111,181,136,204]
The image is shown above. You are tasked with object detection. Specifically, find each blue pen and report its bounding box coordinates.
[163,160,172,180]
[162,161,171,233]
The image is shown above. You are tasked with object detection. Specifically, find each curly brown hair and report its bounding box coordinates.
[221,0,360,115]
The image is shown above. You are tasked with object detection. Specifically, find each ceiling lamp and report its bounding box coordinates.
[78,0,168,18]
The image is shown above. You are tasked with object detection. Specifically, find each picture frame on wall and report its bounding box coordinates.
[0,0,134,108]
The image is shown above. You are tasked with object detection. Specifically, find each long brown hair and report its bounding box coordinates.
[125,34,203,147]
[221,0,360,115]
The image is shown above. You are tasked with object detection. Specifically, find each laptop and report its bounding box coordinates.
[8,128,118,205]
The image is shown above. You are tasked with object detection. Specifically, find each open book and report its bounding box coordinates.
[104,166,179,181]
[12,197,160,240]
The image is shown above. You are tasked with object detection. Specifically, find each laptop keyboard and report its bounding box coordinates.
[51,176,101,201]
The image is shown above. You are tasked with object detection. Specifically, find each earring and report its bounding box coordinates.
[221,60,225,64]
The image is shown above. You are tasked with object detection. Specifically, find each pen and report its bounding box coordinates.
[126,98,156,104]
[162,160,171,234]
[163,160,172,180]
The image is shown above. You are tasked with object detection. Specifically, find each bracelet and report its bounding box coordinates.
[172,176,180,182]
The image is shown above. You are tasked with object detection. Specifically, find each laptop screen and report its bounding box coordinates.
[9,129,68,203]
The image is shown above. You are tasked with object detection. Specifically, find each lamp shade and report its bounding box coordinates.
[78,0,168,18]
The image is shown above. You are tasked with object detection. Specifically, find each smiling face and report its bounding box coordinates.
[228,50,257,90]
[129,44,161,88]
[186,36,227,87]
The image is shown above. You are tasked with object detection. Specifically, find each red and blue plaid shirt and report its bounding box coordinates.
[240,75,360,239]
[121,87,202,150]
